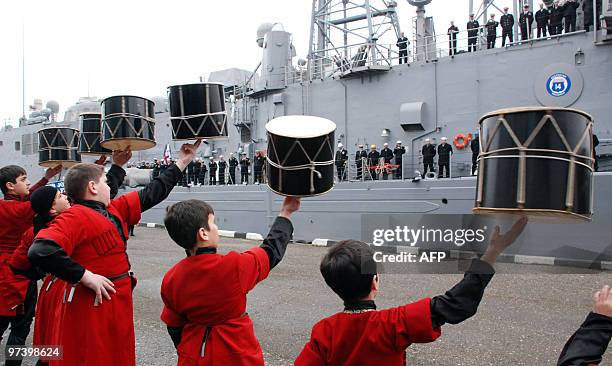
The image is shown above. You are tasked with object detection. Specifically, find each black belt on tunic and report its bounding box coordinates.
[108,271,133,282]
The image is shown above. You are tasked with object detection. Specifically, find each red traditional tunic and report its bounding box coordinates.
[160,247,271,366]
[0,177,47,316]
[10,227,65,358]
[295,298,441,366]
[35,191,141,366]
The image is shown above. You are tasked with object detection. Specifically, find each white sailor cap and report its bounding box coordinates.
[383,142,389,146]
[338,143,343,148]
[396,140,402,144]
[425,138,431,142]
[441,137,448,141]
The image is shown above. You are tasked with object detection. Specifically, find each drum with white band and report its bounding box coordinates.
[473,107,594,221]
[38,127,81,167]
[168,83,227,140]
[101,95,156,151]
[78,113,112,155]
[266,116,336,197]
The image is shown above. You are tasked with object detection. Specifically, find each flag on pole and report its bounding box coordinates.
[163,143,171,164]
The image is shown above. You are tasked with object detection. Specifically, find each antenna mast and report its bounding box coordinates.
[307,0,401,78]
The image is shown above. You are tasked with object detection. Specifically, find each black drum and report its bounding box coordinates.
[100,95,156,151]
[167,83,227,140]
[266,116,336,197]
[474,107,594,221]
[78,113,112,155]
[38,127,81,168]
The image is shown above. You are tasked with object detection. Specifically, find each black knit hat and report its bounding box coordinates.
[30,186,58,215]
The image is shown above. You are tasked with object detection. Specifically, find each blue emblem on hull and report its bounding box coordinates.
[546,73,572,97]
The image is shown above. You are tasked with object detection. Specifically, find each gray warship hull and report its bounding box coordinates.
[2,3,612,264]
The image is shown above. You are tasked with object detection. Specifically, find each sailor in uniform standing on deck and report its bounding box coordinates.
[396,32,409,64]
[422,139,436,175]
[240,153,250,185]
[335,143,349,182]
[437,137,453,178]
[486,14,499,49]
[501,7,514,46]
[228,153,238,185]
[535,3,550,38]
[467,14,480,52]
[447,21,459,56]
[218,156,227,185]
[355,145,367,180]
[209,158,217,186]
[367,145,380,181]
[519,4,534,41]
[393,141,406,179]
[380,143,394,180]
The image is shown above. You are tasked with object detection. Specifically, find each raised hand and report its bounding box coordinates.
[44,164,63,180]
[280,197,301,219]
[593,285,612,318]
[112,148,133,167]
[481,216,528,265]
[79,269,116,306]
[94,155,108,166]
[176,139,202,171]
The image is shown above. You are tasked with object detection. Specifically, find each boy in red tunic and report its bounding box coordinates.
[557,285,612,366]
[9,153,127,366]
[160,196,300,365]
[28,141,201,366]
[295,217,528,366]
[0,164,61,365]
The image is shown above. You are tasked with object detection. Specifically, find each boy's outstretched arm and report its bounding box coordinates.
[259,197,300,269]
[134,140,201,212]
[430,217,528,328]
[558,285,612,366]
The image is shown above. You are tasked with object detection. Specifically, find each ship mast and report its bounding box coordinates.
[307,0,401,79]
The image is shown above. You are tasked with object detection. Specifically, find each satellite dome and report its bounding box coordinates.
[297,58,307,67]
[256,23,275,47]
[46,100,59,114]
[407,0,432,6]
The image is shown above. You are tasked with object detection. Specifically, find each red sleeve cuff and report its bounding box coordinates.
[402,298,442,343]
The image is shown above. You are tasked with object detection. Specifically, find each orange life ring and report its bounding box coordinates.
[454,134,468,149]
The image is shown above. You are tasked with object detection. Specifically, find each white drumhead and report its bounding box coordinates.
[265,116,336,138]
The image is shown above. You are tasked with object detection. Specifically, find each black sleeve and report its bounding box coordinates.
[106,164,126,199]
[138,164,183,213]
[9,263,45,282]
[558,312,612,366]
[27,239,86,284]
[259,216,294,269]
[167,326,184,349]
[430,258,495,328]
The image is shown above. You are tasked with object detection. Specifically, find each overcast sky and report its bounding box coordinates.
[0,0,516,126]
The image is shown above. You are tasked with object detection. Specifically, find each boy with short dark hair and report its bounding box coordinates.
[0,163,61,365]
[160,196,300,365]
[295,217,528,366]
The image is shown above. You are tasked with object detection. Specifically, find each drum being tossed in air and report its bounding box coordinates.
[38,127,81,167]
[100,95,156,151]
[473,107,594,221]
[78,113,112,155]
[266,116,336,197]
[167,83,227,140]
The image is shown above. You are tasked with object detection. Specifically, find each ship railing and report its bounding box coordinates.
[334,151,478,183]
[304,42,399,80]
